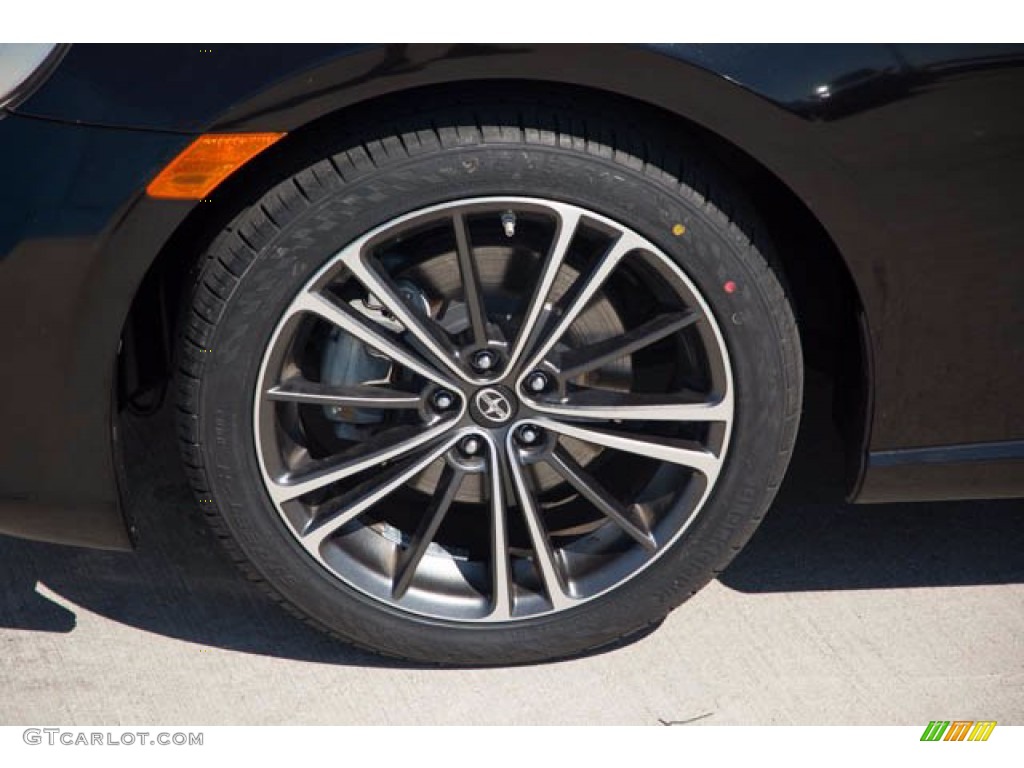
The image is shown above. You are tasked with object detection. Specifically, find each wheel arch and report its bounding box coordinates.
[120,77,871,503]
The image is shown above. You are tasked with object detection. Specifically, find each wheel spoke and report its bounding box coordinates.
[504,205,583,371]
[301,435,459,551]
[534,417,723,481]
[505,438,575,610]
[289,290,457,389]
[485,437,514,620]
[518,230,642,377]
[268,421,454,504]
[392,463,466,599]
[544,447,656,551]
[548,310,700,382]
[529,390,732,423]
[255,196,738,626]
[453,213,489,349]
[342,248,467,381]
[266,378,422,409]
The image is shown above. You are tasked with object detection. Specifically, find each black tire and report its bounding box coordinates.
[176,94,802,665]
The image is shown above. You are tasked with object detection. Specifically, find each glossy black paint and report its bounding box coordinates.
[871,440,1024,467]
[0,111,194,547]
[1,44,1022,549]
[859,440,1024,503]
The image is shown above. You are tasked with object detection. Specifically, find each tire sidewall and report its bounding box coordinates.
[197,143,799,664]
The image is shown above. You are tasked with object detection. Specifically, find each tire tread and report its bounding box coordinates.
[175,93,802,665]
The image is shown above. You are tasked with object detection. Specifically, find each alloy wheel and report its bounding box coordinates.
[253,197,734,622]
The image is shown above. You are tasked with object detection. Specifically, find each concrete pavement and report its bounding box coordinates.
[2,396,1022,725]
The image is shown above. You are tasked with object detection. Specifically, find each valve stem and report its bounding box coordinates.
[501,211,516,238]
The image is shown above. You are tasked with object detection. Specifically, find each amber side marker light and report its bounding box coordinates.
[146,133,286,200]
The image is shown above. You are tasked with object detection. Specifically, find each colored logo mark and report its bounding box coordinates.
[920,721,996,742]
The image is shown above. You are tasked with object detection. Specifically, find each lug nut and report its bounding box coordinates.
[459,436,482,456]
[471,349,498,372]
[432,390,456,411]
[525,371,549,393]
[516,425,543,447]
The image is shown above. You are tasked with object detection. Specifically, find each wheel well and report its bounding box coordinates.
[119,79,868,497]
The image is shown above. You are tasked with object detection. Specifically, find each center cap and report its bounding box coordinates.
[471,386,518,426]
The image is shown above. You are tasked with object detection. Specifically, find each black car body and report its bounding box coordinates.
[1,44,1022,661]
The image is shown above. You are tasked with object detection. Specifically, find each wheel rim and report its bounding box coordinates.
[253,197,734,622]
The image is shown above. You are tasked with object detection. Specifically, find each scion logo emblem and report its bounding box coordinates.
[475,388,513,424]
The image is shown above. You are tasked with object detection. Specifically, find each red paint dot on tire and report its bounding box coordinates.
[723,280,737,294]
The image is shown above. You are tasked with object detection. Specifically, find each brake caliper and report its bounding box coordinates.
[321,280,430,440]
